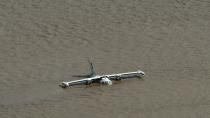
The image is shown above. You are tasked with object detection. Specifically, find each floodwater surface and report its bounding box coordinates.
[0,0,210,118]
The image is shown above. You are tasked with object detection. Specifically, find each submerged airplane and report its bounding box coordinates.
[60,60,145,88]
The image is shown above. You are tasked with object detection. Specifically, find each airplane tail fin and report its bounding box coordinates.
[88,59,96,77]
[72,59,96,78]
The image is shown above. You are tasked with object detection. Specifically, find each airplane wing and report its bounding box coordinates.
[60,71,145,88]
[104,70,145,80]
[60,76,102,88]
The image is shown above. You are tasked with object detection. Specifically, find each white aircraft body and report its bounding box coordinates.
[60,61,145,88]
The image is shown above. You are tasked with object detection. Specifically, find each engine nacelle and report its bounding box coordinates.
[100,77,112,85]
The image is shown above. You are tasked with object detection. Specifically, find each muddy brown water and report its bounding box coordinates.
[1,0,210,118]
